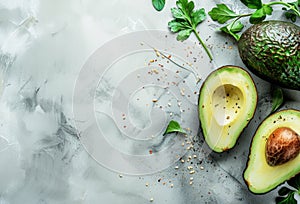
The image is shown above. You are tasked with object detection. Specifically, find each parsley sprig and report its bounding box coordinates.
[168,0,213,61]
[276,174,300,204]
[208,0,300,40]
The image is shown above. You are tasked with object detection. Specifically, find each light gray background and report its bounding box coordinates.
[0,0,299,203]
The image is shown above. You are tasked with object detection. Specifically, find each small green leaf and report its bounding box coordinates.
[278,187,293,196]
[171,8,186,19]
[285,11,298,22]
[208,4,239,24]
[191,8,206,25]
[176,29,192,41]
[283,1,300,22]
[152,0,165,11]
[276,192,297,204]
[240,0,262,9]
[220,20,244,41]
[163,120,186,135]
[249,5,272,24]
[176,0,188,12]
[287,174,300,190]
[271,87,284,113]
[186,1,195,14]
[262,5,273,15]
[168,20,190,32]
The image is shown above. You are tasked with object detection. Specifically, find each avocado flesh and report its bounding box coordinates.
[198,66,257,152]
[244,109,300,194]
[238,20,300,90]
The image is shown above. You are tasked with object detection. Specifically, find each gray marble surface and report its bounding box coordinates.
[0,0,299,203]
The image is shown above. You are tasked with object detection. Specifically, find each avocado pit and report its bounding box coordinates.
[266,127,300,166]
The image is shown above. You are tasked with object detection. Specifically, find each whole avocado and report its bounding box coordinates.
[238,20,300,90]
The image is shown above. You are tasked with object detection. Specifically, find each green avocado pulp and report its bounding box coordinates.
[244,109,300,194]
[238,20,300,90]
[198,66,257,152]
[212,84,244,126]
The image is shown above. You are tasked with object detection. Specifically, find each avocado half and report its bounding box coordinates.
[244,109,300,194]
[198,66,258,152]
[238,20,300,90]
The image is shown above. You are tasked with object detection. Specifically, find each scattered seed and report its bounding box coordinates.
[187,166,193,170]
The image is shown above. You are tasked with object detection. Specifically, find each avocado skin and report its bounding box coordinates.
[238,21,300,90]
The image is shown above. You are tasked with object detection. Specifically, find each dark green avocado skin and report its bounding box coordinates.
[238,21,300,90]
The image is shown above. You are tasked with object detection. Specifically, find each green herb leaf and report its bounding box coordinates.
[276,192,297,204]
[287,174,300,190]
[171,8,186,19]
[176,29,192,41]
[163,120,186,135]
[152,0,166,11]
[240,0,262,9]
[208,4,239,24]
[271,87,284,113]
[278,187,293,196]
[168,20,191,32]
[249,5,273,24]
[220,20,244,40]
[283,1,300,22]
[168,0,213,60]
[285,11,298,22]
[192,8,206,25]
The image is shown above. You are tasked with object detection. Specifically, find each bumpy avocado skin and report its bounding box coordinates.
[238,21,300,90]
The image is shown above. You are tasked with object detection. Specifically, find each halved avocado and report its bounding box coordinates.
[244,109,300,194]
[198,66,257,152]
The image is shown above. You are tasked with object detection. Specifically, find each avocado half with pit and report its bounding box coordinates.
[244,109,300,194]
[198,66,257,152]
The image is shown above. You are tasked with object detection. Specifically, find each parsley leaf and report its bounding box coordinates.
[220,20,244,41]
[276,174,300,204]
[152,0,165,11]
[283,1,300,22]
[240,0,263,9]
[208,4,239,24]
[163,120,186,135]
[208,0,300,40]
[271,86,284,113]
[168,0,213,61]
[249,5,273,24]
